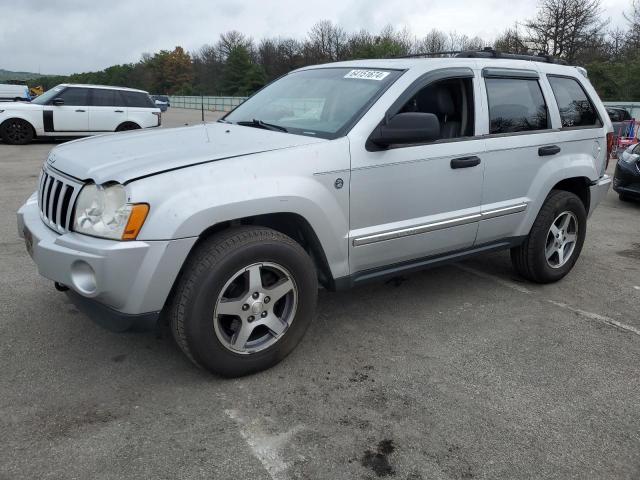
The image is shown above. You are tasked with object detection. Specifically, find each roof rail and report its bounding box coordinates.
[395,47,567,65]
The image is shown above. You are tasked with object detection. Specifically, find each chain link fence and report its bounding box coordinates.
[168,96,247,112]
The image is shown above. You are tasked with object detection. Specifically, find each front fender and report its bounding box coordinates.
[127,139,351,279]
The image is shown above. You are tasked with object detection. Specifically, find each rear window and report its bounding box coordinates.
[91,88,123,107]
[548,76,601,128]
[485,78,549,134]
[122,91,155,108]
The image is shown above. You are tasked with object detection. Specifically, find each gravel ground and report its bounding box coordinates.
[1,108,639,480]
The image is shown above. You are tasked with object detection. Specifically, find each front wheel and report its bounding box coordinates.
[0,118,34,145]
[169,227,318,377]
[511,190,587,283]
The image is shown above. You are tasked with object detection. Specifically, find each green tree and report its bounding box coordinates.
[220,45,265,96]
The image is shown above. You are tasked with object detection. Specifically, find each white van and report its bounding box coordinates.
[0,83,30,102]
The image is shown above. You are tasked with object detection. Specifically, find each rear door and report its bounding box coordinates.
[50,87,89,131]
[475,68,559,245]
[88,88,126,131]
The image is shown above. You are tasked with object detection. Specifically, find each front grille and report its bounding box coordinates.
[38,168,81,233]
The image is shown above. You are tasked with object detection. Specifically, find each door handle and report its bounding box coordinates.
[538,145,561,156]
[114,110,124,113]
[450,156,481,169]
[75,109,86,113]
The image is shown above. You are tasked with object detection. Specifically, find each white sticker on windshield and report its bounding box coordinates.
[344,69,390,81]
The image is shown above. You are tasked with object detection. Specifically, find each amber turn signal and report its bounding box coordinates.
[121,203,149,240]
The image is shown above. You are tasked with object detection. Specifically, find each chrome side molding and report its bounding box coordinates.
[352,203,527,247]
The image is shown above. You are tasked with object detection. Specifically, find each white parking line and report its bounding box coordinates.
[225,409,303,480]
[455,264,534,294]
[547,300,640,336]
[457,263,640,337]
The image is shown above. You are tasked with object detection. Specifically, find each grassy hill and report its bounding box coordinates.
[0,69,47,82]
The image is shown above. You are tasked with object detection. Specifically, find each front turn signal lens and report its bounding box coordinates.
[121,203,149,240]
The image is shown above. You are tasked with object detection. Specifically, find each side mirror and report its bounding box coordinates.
[52,98,64,106]
[370,112,440,147]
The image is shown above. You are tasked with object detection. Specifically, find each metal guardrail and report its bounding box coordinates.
[168,96,247,112]
[603,102,640,119]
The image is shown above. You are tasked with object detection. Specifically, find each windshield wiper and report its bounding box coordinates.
[236,119,288,133]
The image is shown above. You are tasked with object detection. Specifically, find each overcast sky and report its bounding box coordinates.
[0,0,632,75]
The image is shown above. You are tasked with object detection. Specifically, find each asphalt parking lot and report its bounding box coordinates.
[1,108,639,480]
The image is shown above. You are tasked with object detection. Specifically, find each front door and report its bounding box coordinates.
[51,87,89,132]
[348,70,486,275]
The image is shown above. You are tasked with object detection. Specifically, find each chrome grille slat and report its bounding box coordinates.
[37,167,82,234]
[55,184,68,228]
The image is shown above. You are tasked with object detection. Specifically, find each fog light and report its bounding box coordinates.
[70,260,97,294]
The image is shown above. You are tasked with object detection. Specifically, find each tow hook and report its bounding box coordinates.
[54,282,69,292]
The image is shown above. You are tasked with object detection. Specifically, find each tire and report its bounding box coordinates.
[0,118,34,145]
[511,190,587,283]
[115,122,140,132]
[169,226,318,377]
[619,193,630,202]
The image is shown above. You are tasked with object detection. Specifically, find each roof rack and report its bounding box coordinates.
[397,47,567,65]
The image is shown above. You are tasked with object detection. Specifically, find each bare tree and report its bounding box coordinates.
[494,25,530,54]
[524,0,607,62]
[414,29,448,53]
[624,0,640,50]
[307,20,348,62]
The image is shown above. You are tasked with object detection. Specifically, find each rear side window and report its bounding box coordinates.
[485,78,549,134]
[57,87,89,106]
[548,76,601,128]
[123,91,155,108]
[91,89,123,107]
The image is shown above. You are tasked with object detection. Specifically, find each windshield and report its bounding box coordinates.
[224,67,402,139]
[32,85,65,105]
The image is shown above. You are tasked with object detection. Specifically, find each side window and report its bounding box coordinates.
[548,76,601,128]
[632,143,640,155]
[124,92,155,108]
[91,89,120,107]
[485,78,549,134]
[397,77,475,140]
[56,87,89,106]
[622,109,632,121]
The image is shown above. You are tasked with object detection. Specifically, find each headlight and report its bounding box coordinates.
[73,183,149,240]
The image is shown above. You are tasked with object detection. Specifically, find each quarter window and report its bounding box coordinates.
[485,78,549,134]
[123,91,155,108]
[548,76,601,128]
[56,87,89,106]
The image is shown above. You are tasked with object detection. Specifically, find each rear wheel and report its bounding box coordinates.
[115,122,140,132]
[0,118,34,145]
[169,226,318,377]
[511,190,587,283]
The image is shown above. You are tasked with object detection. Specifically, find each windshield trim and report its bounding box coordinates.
[221,66,407,140]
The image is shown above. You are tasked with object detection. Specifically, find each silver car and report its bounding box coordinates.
[18,53,613,376]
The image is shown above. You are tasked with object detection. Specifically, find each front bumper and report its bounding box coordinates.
[17,193,197,330]
[588,174,612,216]
[613,160,640,198]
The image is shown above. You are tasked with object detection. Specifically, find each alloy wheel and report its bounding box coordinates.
[545,211,578,268]
[213,262,298,354]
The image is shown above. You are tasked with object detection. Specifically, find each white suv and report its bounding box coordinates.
[18,52,613,376]
[0,84,161,144]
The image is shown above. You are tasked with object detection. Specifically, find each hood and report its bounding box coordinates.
[46,122,326,184]
[0,102,42,112]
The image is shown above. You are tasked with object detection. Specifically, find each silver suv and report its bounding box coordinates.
[18,52,613,376]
